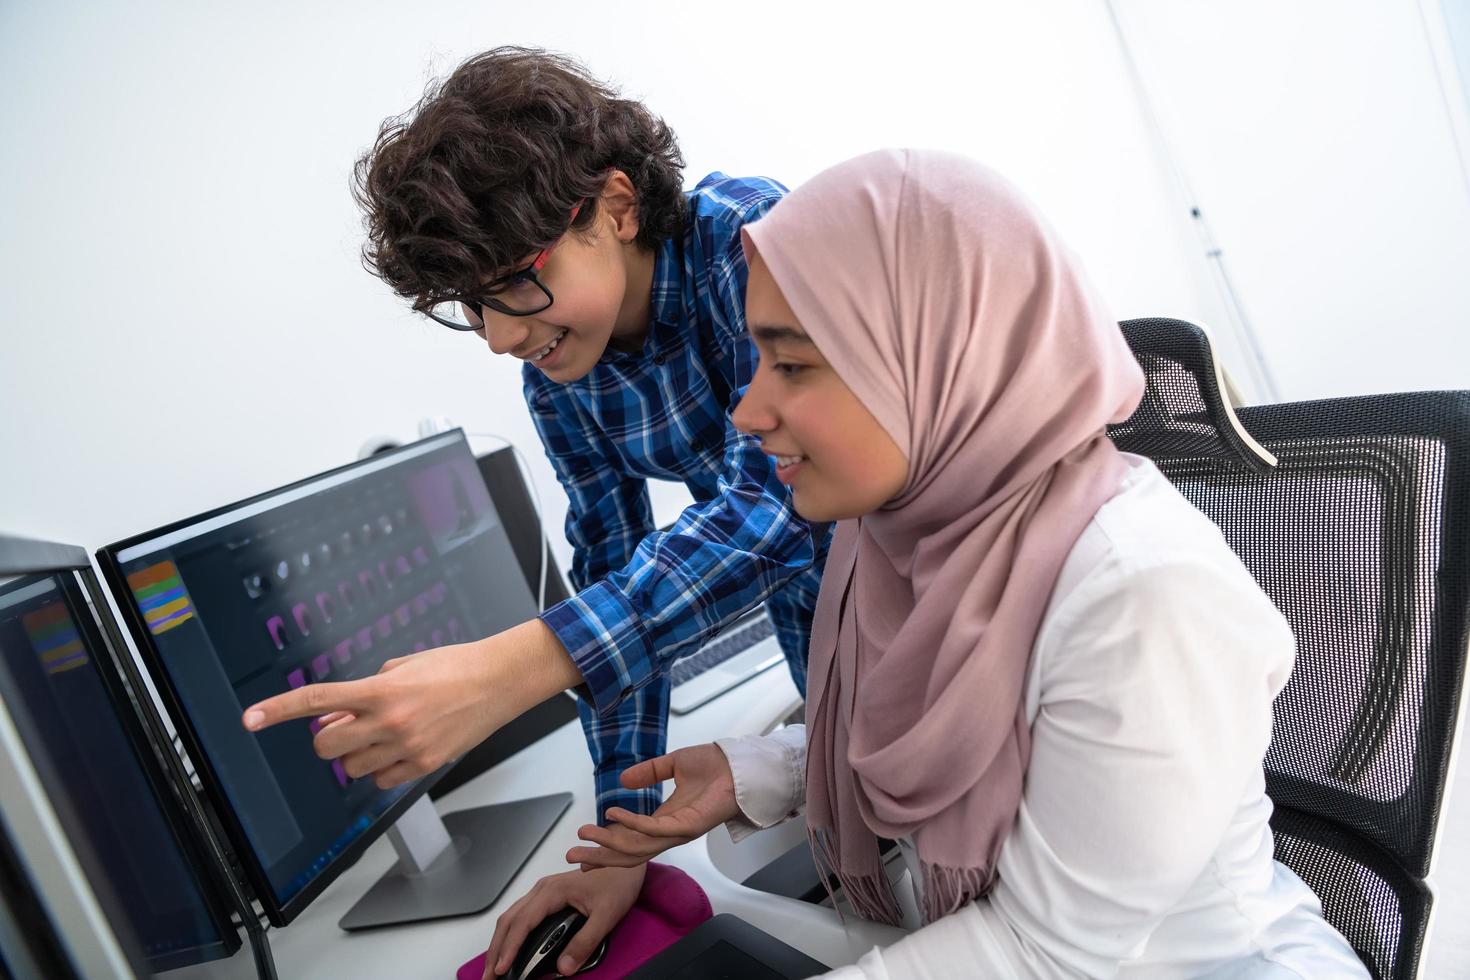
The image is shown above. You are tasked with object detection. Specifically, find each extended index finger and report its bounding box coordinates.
[242,679,375,732]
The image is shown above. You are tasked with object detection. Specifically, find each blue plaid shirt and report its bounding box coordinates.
[528,173,828,825]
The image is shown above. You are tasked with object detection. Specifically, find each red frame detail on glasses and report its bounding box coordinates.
[424,200,587,331]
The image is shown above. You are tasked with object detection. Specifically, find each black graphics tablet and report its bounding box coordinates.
[627,914,830,979]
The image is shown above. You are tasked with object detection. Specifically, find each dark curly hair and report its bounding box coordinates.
[353,47,687,310]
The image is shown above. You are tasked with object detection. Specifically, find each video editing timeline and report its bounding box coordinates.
[106,434,539,910]
[0,573,235,971]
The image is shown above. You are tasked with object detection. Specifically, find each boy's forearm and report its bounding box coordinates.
[474,618,584,710]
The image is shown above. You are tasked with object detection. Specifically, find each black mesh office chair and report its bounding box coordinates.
[1107,317,1470,980]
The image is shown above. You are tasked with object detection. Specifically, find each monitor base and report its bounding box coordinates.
[338,792,572,931]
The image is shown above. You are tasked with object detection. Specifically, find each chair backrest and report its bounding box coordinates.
[1108,317,1470,980]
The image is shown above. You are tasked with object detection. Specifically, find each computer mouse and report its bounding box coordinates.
[508,907,609,979]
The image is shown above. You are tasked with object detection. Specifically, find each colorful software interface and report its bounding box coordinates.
[109,434,538,905]
[0,571,233,972]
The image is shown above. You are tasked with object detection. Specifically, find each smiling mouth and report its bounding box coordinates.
[773,454,806,468]
[521,329,568,362]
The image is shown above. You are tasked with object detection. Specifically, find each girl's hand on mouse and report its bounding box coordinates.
[484,864,644,978]
[567,743,738,870]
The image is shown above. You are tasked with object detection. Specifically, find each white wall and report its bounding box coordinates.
[2,0,1466,547]
[2,0,1458,567]
[0,0,1219,565]
[1116,0,1470,402]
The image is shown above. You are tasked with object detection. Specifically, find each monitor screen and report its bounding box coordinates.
[98,431,539,922]
[0,568,238,973]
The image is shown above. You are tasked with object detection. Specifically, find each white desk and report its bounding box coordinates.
[252,669,905,979]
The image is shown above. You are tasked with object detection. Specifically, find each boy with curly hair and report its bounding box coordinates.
[248,47,827,974]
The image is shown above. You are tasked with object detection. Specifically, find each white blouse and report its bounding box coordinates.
[716,456,1369,979]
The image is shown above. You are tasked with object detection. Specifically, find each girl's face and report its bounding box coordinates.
[733,249,909,522]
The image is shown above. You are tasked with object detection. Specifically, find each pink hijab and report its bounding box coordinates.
[742,150,1145,925]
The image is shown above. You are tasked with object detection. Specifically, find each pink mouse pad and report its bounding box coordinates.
[456,862,712,979]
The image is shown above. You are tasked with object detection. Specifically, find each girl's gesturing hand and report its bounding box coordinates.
[567,743,739,869]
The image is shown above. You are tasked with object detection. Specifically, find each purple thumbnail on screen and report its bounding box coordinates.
[378,561,393,589]
[411,545,429,567]
[395,555,412,578]
[355,627,373,653]
[407,457,489,543]
[316,592,335,624]
[311,653,331,681]
[414,641,427,653]
[358,569,377,599]
[411,594,429,617]
[308,718,322,736]
[337,581,355,610]
[429,582,447,606]
[292,603,313,637]
[332,759,350,788]
[375,615,392,640]
[333,639,352,666]
[266,616,288,651]
[286,668,306,690]
[394,604,411,628]
[431,629,444,647]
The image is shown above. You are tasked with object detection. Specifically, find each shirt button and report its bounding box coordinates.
[691,438,705,452]
[652,352,667,365]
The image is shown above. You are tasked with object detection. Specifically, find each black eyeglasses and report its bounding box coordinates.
[421,201,584,332]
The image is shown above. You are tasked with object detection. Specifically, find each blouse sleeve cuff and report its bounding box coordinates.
[715,725,807,843]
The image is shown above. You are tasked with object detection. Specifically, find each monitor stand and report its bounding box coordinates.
[338,791,572,931]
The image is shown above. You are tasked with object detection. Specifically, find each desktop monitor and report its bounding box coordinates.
[97,431,570,930]
[430,445,580,802]
[0,535,247,976]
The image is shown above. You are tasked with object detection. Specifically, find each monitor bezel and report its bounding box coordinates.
[0,536,244,970]
[94,431,471,926]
